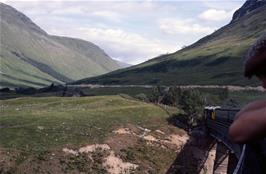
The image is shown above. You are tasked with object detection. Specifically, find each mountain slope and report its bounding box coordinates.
[74,0,266,86]
[115,60,132,68]
[0,3,121,88]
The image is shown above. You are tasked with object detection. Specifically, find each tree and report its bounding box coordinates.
[150,86,165,104]
[162,87,182,106]
[219,87,229,101]
[179,89,205,126]
[135,93,149,102]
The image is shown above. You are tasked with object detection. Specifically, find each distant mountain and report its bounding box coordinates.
[0,3,121,88]
[232,0,266,22]
[115,60,132,68]
[73,0,266,86]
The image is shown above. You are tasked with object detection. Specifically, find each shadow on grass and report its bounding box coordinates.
[166,114,189,132]
[166,115,215,174]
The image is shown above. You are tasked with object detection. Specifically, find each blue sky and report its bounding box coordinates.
[2,0,245,64]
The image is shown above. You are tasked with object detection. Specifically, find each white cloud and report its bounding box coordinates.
[79,27,178,64]
[199,0,244,11]
[159,18,215,35]
[199,8,234,21]
[91,11,122,22]
[51,27,177,65]
[51,6,84,15]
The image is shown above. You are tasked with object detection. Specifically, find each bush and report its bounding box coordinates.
[0,88,10,92]
[135,93,149,102]
[150,86,165,103]
[179,89,205,126]
[218,88,229,101]
[15,87,37,95]
[161,87,182,106]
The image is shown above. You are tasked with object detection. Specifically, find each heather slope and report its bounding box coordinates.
[74,0,266,86]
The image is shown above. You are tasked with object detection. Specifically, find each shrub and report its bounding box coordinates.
[150,86,165,104]
[135,93,149,102]
[179,89,205,126]
[0,88,10,92]
[161,87,182,106]
[15,87,37,95]
[218,88,229,101]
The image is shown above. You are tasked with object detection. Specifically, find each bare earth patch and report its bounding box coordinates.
[113,128,132,135]
[143,135,158,142]
[60,125,188,174]
[62,144,111,155]
[62,148,78,156]
[79,144,110,153]
[155,130,165,135]
[103,151,138,174]
[164,134,189,148]
[62,143,138,174]
[112,125,189,150]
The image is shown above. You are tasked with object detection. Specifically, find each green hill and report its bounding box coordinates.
[0,3,122,88]
[73,0,266,86]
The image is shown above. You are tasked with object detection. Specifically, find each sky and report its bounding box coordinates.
[1,0,245,64]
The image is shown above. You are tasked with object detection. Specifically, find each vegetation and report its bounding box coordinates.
[150,86,165,104]
[161,87,182,106]
[179,89,205,126]
[134,93,149,102]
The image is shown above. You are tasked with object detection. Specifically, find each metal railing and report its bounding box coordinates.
[204,107,245,174]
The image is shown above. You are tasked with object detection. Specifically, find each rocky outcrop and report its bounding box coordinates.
[231,0,266,22]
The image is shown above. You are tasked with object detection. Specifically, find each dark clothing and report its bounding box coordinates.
[243,139,266,174]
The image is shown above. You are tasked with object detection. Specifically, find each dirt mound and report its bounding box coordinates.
[103,151,138,174]
[62,143,138,174]
[113,126,189,150]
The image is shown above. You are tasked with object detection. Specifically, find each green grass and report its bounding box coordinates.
[226,90,266,106]
[0,95,171,153]
[78,87,153,97]
[0,53,62,88]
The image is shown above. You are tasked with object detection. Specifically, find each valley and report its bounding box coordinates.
[74,0,266,86]
[1,0,266,173]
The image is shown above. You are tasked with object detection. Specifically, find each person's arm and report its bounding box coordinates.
[234,100,266,120]
[229,106,266,144]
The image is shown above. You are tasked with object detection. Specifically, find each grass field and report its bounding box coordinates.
[0,95,182,173]
[0,95,174,151]
[1,89,265,173]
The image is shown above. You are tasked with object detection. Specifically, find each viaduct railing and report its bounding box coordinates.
[204,107,265,174]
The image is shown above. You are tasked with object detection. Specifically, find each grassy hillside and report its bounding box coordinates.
[74,2,266,86]
[0,3,121,88]
[0,95,183,173]
[52,36,121,72]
